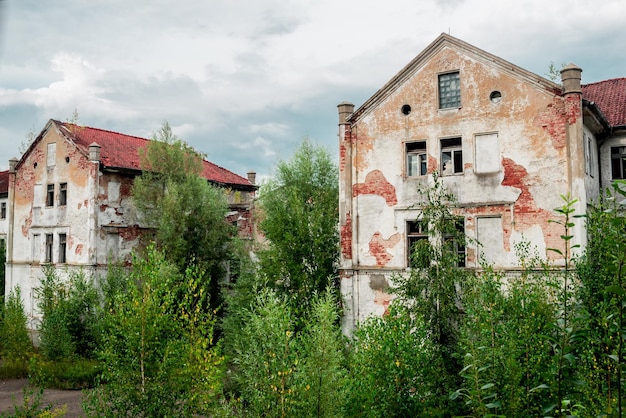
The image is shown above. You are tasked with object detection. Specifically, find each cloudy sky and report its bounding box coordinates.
[0,0,625,181]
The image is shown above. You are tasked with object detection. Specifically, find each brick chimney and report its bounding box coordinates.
[560,64,582,95]
[247,171,256,185]
[89,143,101,162]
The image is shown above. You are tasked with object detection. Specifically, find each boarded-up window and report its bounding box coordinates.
[474,133,499,174]
[32,234,40,264]
[476,216,505,266]
[33,184,43,209]
[106,233,119,261]
[108,181,120,202]
[47,143,56,167]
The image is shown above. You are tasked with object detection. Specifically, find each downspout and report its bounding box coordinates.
[6,157,18,294]
[88,143,101,278]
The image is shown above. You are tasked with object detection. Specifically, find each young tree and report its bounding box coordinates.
[132,122,234,311]
[258,138,339,323]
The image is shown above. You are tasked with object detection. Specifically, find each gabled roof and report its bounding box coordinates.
[349,33,561,123]
[582,78,626,128]
[51,120,254,189]
[0,170,8,196]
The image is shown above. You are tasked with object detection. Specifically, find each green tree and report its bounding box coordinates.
[132,122,234,311]
[0,286,32,372]
[258,138,339,323]
[85,247,223,417]
[392,172,472,408]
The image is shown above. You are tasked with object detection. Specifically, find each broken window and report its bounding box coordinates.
[1,202,5,219]
[441,137,463,175]
[406,141,427,177]
[611,146,626,180]
[58,233,67,263]
[46,184,55,207]
[45,234,53,263]
[407,220,428,268]
[438,71,461,109]
[59,183,67,206]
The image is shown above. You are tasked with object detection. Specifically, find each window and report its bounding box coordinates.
[407,220,428,267]
[58,233,67,263]
[45,234,53,263]
[438,71,461,109]
[444,218,466,267]
[59,183,67,206]
[406,141,427,177]
[611,146,626,180]
[441,137,463,175]
[1,202,5,219]
[47,143,56,167]
[46,184,54,206]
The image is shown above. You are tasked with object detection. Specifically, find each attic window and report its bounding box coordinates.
[490,91,502,103]
[438,71,461,109]
[401,104,412,115]
[65,156,70,163]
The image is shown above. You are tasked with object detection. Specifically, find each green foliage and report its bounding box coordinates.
[231,289,298,417]
[1,385,67,418]
[294,288,347,417]
[392,172,471,405]
[257,138,339,324]
[454,262,559,416]
[0,286,33,374]
[84,247,223,417]
[345,303,439,417]
[132,122,234,312]
[29,356,101,389]
[36,266,101,361]
[0,238,5,298]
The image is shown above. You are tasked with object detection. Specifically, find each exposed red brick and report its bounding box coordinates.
[353,170,397,206]
[75,244,83,255]
[21,211,32,237]
[368,231,400,266]
[341,212,352,259]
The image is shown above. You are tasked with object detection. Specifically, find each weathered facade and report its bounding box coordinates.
[4,120,256,324]
[338,34,625,333]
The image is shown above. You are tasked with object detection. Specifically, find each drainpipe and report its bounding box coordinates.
[6,157,18,295]
[88,143,101,277]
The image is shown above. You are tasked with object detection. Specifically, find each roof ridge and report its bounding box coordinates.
[57,120,150,142]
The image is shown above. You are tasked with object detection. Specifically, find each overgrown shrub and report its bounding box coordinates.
[0,286,32,378]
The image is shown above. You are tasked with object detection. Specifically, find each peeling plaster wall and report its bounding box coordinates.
[339,45,589,334]
[6,126,98,323]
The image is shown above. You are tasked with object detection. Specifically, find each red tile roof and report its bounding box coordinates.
[582,78,626,128]
[55,121,253,188]
[0,170,8,195]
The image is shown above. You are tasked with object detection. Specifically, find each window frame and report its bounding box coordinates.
[405,140,428,177]
[406,219,428,268]
[59,183,67,206]
[443,217,466,268]
[440,137,463,175]
[58,233,67,264]
[46,184,55,207]
[611,146,626,180]
[1,202,5,219]
[45,233,53,263]
[438,71,461,109]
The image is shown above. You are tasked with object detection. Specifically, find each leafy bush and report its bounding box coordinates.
[0,286,32,379]
[29,355,102,390]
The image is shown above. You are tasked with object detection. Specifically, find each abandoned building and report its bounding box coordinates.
[338,33,626,333]
[3,119,256,323]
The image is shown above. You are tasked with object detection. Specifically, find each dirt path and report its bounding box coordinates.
[0,379,86,417]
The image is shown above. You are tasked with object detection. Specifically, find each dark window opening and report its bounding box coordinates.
[611,146,626,180]
[401,104,412,115]
[45,234,53,263]
[444,218,466,267]
[58,233,67,264]
[441,137,463,175]
[1,202,5,219]
[59,183,67,206]
[406,141,427,177]
[46,184,54,207]
[439,71,461,109]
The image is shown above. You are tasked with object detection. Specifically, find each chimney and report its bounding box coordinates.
[560,64,582,95]
[337,101,355,125]
[247,171,256,185]
[89,142,101,162]
[8,157,18,173]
